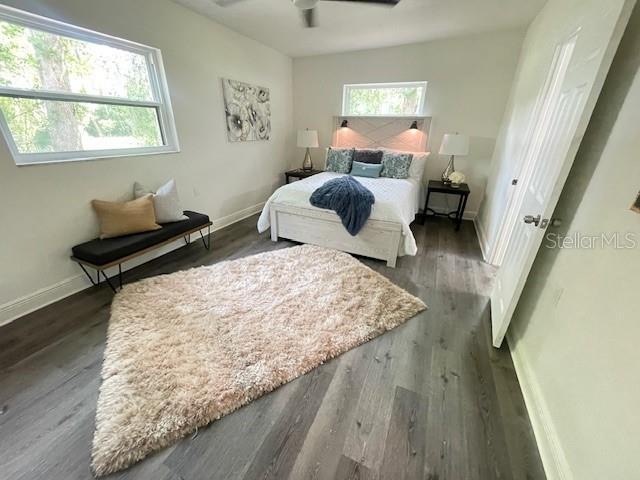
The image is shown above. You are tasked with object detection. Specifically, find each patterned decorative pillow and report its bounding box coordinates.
[325,148,354,173]
[381,152,413,179]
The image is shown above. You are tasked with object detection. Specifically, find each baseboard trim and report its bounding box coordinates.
[0,275,89,328]
[212,202,265,231]
[473,217,491,263]
[0,202,265,327]
[507,331,572,480]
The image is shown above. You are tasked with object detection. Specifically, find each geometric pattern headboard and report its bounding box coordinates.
[332,116,431,153]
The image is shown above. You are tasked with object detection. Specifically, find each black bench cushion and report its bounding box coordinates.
[72,211,210,266]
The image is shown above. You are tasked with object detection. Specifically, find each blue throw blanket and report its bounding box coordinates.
[309,176,375,236]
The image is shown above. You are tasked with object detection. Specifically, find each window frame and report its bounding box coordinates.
[341,81,428,117]
[0,4,180,166]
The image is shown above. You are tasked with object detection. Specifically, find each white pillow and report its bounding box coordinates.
[408,152,429,181]
[134,179,188,223]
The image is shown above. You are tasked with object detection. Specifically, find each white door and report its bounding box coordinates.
[491,0,633,348]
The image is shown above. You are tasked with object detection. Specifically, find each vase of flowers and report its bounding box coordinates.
[448,171,466,188]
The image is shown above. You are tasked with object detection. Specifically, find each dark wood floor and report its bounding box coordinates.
[0,215,545,480]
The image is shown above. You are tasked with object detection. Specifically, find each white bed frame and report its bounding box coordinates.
[269,204,403,267]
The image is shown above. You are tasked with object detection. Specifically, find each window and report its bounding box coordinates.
[0,5,179,165]
[342,81,427,117]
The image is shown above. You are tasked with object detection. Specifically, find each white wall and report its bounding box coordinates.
[508,5,640,479]
[0,0,294,323]
[292,30,525,217]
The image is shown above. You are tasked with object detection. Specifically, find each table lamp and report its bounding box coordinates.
[439,133,469,184]
[297,129,319,171]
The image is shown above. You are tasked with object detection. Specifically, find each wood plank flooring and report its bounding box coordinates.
[0,215,545,480]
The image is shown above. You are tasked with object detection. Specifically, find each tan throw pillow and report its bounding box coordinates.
[92,194,161,239]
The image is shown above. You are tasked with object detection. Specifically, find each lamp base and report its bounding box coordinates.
[441,155,455,184]
[302,148,313,171]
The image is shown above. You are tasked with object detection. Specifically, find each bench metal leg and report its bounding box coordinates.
[78,263,100,287]
[77,262,120,293]
[100,270,119,293]
[199,225,211,250]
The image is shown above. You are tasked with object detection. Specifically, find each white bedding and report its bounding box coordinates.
[257,172,422,256]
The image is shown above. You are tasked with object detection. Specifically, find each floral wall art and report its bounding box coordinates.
[222,78,271,142]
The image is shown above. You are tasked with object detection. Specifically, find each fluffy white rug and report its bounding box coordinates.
[91,245,426,476]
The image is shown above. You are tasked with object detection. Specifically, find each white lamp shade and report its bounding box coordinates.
[297,129,319,148]
[439,133,469,156]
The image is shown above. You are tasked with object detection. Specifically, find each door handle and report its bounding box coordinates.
[523,214,541,226]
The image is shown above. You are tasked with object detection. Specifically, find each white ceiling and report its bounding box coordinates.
[173,0,546,57]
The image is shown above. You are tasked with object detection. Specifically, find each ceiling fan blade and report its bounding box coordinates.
[321,0,400,5]
[214,0,249,6]
[302,8,316,28]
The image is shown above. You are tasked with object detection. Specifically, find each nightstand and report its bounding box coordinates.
[421,180,470,231]
[285,168,323,184]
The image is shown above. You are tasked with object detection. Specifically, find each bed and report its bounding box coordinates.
[257,150,429,267]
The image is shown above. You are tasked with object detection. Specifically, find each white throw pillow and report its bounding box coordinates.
[408,152,429,181]
[133,179,188,223]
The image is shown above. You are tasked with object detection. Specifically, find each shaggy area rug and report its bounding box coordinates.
[91,245,426,476]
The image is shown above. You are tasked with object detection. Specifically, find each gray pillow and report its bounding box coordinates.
[326,148,354,174]
[381,152,413,179]
[353,149,383,164]
[134,179,188,223]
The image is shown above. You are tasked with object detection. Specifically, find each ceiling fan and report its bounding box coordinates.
[214,0,401,28]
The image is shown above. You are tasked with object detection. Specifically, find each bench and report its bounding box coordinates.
[71,211,212,292]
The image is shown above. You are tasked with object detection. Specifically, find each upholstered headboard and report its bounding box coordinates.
[332,116,431,153]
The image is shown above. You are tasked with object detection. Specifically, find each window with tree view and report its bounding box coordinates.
[0,6,178,165]
[342,82,427,117]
